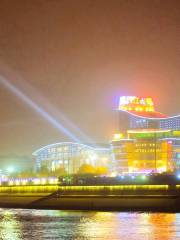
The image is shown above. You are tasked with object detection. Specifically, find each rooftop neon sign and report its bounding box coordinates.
[119,96,154,112]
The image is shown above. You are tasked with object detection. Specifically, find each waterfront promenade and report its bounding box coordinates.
[0,184,180,211]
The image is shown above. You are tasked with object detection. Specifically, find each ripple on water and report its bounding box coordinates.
[0,209,179,240]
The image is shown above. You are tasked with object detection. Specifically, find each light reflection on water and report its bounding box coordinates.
[0,209,179,239]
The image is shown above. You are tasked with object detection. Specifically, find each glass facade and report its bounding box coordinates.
[33,142,111,174]
[160,116,180,130]
[119,110,180,131]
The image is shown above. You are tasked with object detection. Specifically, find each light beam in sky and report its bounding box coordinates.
[23,84,94,144]
[0,75,82,143]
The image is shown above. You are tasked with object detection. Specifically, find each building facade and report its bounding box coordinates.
[33,142,111,174]
[118,96,180,131]
[32,96,180,175]
[112,96,180,174]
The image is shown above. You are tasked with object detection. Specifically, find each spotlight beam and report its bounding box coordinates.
[0,76,81,142]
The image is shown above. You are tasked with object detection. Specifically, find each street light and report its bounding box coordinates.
[6,167,15,174]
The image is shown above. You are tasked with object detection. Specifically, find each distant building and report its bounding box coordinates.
[33,142,111,174]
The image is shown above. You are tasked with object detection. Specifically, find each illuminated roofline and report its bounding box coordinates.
[128,129,171,134]
[160,114,180,120]
[32,142,95,155]
[112,138,135,142]
[95,147,110,151]
[117,109,169,120]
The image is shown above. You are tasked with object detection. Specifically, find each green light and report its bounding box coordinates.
[141,175,147,180]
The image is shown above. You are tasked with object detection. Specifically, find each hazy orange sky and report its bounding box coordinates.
[0,0,179,167]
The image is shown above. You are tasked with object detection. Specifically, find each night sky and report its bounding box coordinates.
[0,0,179,168]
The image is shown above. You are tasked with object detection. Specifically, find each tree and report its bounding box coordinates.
[53,167,67,177]
[36,165,49,177]
[95,166,108,175]
[78,164,96,175]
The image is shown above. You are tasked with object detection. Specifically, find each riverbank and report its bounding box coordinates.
[0,194,179,212]
[0,184,179,211]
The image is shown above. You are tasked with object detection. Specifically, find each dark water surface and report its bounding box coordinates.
[0,209,179,239]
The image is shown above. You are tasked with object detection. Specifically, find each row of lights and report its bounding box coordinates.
[0,177,59,186]
[119,174,180,181]
[117,175,147,181]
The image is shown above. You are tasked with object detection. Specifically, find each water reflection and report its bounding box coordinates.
[0,209,178,239]
[0,210,22,240]
[68,212,179,240]
[77,212,153,239]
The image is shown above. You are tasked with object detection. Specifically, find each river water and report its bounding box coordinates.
[0,209,179,240]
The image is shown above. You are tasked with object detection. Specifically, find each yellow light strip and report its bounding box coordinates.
[58,185,169,191]
[128,129,171,134]
[1,184,180,193]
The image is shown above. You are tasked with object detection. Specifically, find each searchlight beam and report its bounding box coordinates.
[0,76,81,143]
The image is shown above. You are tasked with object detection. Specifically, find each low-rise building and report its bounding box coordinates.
[33,142,111,174]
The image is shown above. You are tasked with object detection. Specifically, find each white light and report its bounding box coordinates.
[54,178,58,184]
[7,167,14,173]
[21,179,28,185]
[41,178,46,184]
[33,178,40,184]
[110,172,117,177]
[9,180,14,185]
[15,180,20,185]
[49,178,55,184]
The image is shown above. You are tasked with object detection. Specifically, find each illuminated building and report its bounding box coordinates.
[112,129,177,173]
[118,96,180,131]
[112,96,180,174]
[32,96,180,175]
[33,142,111,174]
[111,138,134,173]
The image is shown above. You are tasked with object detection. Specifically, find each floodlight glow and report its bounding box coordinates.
[110,172,117,177]
[113,133,124,141]
[141,175,147,180]
[8,180,14,185]
[33,178,40,184]
[6,167,14,174]
[15,180,20,185]
[0,76,81,142]
[41,178,46,184]
[49,178,55,184]
[54,178,58,184]
[177,174,180,179]
[21,179,28,185]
